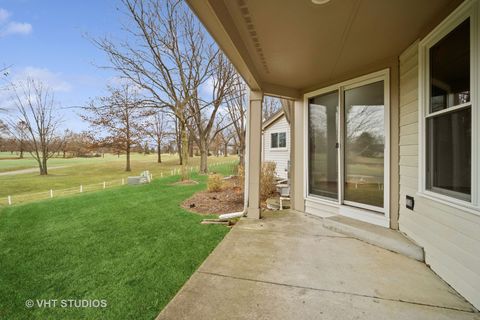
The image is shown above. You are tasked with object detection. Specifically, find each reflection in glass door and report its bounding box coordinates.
[344,81,385,209]
[308,91,339,199]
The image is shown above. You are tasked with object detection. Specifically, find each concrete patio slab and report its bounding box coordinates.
[322,215,425,261]
[157,210,479,320]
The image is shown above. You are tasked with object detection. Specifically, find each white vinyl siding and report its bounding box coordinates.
[262,115,290,179]
[399,39,480,310]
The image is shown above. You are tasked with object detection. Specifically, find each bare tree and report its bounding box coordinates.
[345,106,383,141]
[263,96,282,121]
[81,84,147,172]
[93,0,214,180]
[218,125,235,157]
[225,76,247,166]
[0,120,7,134]
[14,121,28,158]
[145,110,170,163]
[186,52,236,173]
[6,79,63,175]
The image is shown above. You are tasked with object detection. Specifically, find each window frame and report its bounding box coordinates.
[270,131,287,150]
[418,0,480,212]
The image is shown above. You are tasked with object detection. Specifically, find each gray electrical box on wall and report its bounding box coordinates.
[406,195,415,210]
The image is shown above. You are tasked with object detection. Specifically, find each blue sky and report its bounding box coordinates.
[0,0,129,131]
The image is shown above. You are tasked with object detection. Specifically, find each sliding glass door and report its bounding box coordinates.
[307,76,387,214]
[344,81,385,210]
[308,91,339,199]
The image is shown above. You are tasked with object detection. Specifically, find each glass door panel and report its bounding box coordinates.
[344,81,385,209]
[308,91,339,199]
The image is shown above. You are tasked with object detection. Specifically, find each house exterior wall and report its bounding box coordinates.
[262,115,290,179]
[398,40,480,310]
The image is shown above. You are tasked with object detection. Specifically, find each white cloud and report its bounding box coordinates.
[0,8,11,23]
[0,66,72,111]
[0,7,32,37]
[2,22,32,36]
[14,67,72,92]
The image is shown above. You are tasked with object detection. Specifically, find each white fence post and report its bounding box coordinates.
[50,189,53,198]
[161,172,163,178]
[80,185,83,193]
[103,181,106,189]
[7,195,11,205]
[122,178,125,185]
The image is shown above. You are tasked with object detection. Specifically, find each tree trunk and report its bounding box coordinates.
[176,119,183,165]
[19,141,24,159]
[126,145,131,172]
[224,142,228,157]
[157,139,162,163]
[199,139,208,174]
[180,122,189,181]
[239,142,245,167]
[40,156,48,175]
[188,133,194,158]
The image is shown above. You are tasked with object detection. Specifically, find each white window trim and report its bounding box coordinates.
[418,0,480,215]
[303,69,390,228]
[270,131,288,150]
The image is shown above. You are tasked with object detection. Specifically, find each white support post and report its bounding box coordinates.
[291,98,305,212]
[80,185,83,193]
[161,172,163,178]
[122,178,125,185]
[7,195,11,205]
[50,189,53,198]
[245,89,263,219]
[103,181,106,189]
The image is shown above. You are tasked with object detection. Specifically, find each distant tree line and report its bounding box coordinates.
[1,0,291,177]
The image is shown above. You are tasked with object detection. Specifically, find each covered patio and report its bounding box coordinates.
[184,0,480,312]
[157,211,478,319]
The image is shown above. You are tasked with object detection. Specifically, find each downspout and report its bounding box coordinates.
[217,92,253,221]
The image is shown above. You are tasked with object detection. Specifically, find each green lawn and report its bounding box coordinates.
[0,167,232,319]
[0,153,237,202]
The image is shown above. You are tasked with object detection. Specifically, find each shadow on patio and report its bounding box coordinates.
[157,211,479,320]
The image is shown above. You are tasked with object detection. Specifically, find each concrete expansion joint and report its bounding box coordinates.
[197,271,477,315]
[234,226,354,239]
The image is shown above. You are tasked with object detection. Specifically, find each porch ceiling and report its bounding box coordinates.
[187,0,461,98]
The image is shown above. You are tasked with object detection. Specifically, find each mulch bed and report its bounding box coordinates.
[182,178,244,215]
[172,180,199,186]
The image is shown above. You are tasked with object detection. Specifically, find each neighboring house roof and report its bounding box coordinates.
[262,109,284,131]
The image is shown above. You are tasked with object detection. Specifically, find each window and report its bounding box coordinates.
[427,18,471,201]
[420,0,479,207]
[271,132,286,149]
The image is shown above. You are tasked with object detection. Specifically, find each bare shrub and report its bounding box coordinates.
[237,162,277,200]
[207,174,224,192]
[237,164,245,190]
[260,161,277,200]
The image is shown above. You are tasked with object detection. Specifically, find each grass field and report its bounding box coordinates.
[0,165,232,320]
[0,152,238,203]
